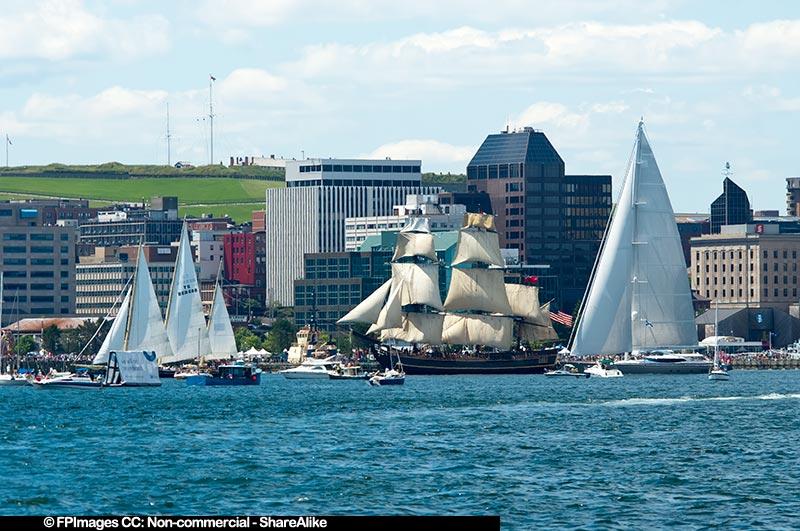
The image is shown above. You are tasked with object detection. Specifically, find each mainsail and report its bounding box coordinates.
[570,121,696,356]
[207,282,238,360]
[125,246,174,357]
[164,223,211,363]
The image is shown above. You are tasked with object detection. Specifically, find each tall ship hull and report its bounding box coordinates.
[374,348,558,375]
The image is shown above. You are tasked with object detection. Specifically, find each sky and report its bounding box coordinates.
[1,0,799,213]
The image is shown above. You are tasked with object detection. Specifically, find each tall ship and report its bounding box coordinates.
[338,215,560,374]
[568,121,709,374]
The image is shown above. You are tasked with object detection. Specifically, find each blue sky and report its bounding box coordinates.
[1,0,799,213]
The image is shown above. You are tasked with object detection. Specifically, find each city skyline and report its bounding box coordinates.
[1,1,799,213]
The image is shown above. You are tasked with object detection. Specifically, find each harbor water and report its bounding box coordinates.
[2,372,800,529]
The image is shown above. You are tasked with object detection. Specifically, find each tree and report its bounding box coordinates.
[264,318,297,354]
[15,335,38,355]
[234,327,262,351]
[241,298,263,320]
[41,325,61,354]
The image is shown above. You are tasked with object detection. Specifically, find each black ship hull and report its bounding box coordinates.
[374,348,559,375]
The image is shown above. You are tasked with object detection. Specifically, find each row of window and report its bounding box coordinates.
[299,164,420,174]
[288,179,421,188]
[695,249,800,261]
[3,233,69,241]
[703,288,798,299]
[2,258,70,266]
[467,163,524,180]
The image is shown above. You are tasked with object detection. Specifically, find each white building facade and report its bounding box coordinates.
[265,158,437,305]
[344,194,467,251]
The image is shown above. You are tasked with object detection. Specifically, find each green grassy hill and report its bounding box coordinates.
[0,164,284,223]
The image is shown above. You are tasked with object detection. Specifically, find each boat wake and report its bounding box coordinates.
[601,393,800,407]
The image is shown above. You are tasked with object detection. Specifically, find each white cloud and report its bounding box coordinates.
[366,139,475,171]
[218,68,290,101]
[516,102,590,132]
[0,0,169,61]
[743,85,800,112]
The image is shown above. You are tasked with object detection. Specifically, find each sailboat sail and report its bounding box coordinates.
[207,283,238,360]
[570,122,695,356]
[93,286,131,365]
[391,262,444,309]
[126,246,174,358]
[444,268,511,315]
[441,314,513,349]
[164,223,211,363]
[338,279,391,325]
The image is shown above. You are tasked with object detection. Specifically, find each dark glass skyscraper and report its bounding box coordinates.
[466,127,611,309]
[710,177,752,233]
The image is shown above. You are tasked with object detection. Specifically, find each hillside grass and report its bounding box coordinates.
[0,162,284,180]
[0,173,280,223]
[0,176,281,203]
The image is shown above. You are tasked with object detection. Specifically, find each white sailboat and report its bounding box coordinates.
[708,302,730,381]
[206,281,238,361]
[93,245,174,365]
[162,222,211,364]
[569,121,699,372]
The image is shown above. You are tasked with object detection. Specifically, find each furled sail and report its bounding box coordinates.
[126,246,174,359]
[444,268,512,315]
[570,122,695,356]
[392,231,437,262]
[164,223,211,363]
[206,283,238,360]
[464,213,496,231]
[380,313,444,344]
[391,262,444,310]
[93,286,131,365]
[337,279,391,324]
[452,229,504,267]
[441,314,513,350]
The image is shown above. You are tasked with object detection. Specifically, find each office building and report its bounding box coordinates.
[689,223,800,312]
[188,220,231,281]
[0,201,77,321]
[466,127,611,307]
[787,177,800,216]
[75,245,177,317]
[78,196,182,247]
[266,158,436,305]
[710,176,752,233]
[294,231,459,331]
[344,193,469,251]
[676,213,711,268]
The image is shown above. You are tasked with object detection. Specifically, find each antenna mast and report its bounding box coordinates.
[166,103,172,167]
[209,74,216,166]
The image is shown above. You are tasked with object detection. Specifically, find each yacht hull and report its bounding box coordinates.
[374,348,558,375]
[614,360,712,375]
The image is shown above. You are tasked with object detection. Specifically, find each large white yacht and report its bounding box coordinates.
[613,350,712,374]
[279,356,339,380]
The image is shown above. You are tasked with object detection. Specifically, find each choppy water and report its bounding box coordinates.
[2,371,800,529]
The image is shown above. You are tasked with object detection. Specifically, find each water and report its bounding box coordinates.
[2,371,800,529]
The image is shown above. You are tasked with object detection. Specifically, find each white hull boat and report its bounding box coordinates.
[0,374,29,386]
[614,353,712,375]
[585,361,623,378]
[29,373,100,389]
[369,369,405,386]
[708,368,730,381]
[280,356,338,379]
[544,364,588,378]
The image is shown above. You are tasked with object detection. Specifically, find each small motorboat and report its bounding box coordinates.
[279,356,338,380]
[585,359,623,378]
[368,368,405,386]
[186,362,261,386]
[174,366,210,380]
[544,363,589,378]
[29,369,101,389]
[329,365,370,380]
[708,366,730,381]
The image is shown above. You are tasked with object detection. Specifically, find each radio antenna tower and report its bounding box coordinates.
[166,103,172,167]
[209,74,216,165]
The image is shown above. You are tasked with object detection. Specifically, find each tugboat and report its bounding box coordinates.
[185,362,261,386]
[338,215,561,375]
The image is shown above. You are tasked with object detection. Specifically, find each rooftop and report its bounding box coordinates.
[468,128,563,167]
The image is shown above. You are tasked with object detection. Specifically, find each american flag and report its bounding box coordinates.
[549,310,574,327]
